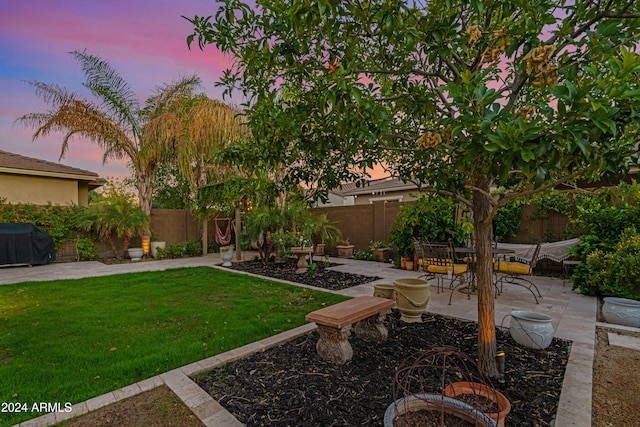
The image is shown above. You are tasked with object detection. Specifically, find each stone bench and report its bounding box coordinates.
[305,296,396,365]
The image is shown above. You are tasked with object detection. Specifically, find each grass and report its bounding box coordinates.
[0,266,349,427]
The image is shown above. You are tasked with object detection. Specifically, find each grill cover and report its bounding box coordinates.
[0,223,56,266]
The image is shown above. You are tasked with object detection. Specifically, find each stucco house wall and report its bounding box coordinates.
[0,150,103,207]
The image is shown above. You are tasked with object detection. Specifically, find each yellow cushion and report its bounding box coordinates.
[428,263,468,275]
[496,261,531,275]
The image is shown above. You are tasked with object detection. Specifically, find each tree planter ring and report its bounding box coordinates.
[384,393,498,427]
[602,297,640,328]
[509,310,554,349]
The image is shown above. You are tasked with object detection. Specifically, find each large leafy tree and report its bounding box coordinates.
[17,50,200,216]
[187,1,640,375]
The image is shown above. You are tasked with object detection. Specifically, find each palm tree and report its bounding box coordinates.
[17,49,200,216]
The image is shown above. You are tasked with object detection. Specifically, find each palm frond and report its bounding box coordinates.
[143,74,202,118]
[70,49,141,139]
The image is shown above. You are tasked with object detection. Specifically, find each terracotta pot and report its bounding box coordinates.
[336,244,354,258]
[384,394,498,427]
[404,260,414,271]
[443,382,511,427]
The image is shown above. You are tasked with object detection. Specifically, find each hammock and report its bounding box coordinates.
[495,238,579,263]
[215,218,232,246]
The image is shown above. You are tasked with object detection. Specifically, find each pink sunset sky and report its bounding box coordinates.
[0,0,236,179]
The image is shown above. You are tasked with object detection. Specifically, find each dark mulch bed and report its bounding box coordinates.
[195,311,571,427]
[226,260,381,290]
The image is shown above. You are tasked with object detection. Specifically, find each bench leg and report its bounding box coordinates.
[315,325,353,365]
[354,313,389,342]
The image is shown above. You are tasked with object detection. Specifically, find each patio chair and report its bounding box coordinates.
[494,242,542,304]
[413,237,435,281]
[424,240,469,294]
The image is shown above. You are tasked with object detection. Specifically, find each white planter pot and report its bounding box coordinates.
[509,310,554,349]
[127,247,144,262]
[150,241,166,258]
[602,297,640,327]
[220,246,234,267]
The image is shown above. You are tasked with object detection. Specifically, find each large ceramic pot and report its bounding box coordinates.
[443,382,511,427]
[393,278,430,323]
[509,310,554,349]
[602,297,640,327]
[127,247,144,262]
[150,241,166,258]
[384,394,498,427]
[220,245,234,267]
[373,284,395,300]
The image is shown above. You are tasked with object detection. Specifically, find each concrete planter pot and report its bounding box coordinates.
[127,247,144,261]
[393,278,430,323]
[220,245,234,267]
[150,241,165,258]
[336,244,354,258]
[602,297,640,327]
[384,394,498,427]
[509,310,554,349]
[443,382,511,427]
[290,247,313,273]
[373,247,390,262]
[373,284,396,300]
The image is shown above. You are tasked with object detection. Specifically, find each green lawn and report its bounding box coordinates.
[0,266,348,426]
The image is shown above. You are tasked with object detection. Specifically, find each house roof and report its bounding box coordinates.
[0,149,100,181]
[340,177,418,196]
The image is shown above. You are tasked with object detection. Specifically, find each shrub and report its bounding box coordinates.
[353,249,376,261]
[168,243,186,258]
[583,228,640,299]
[76,237,98,260]
[155,247,166,260]
[185,239,203,257]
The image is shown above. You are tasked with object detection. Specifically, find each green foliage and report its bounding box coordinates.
[76,237,98,260]
[0,202,82,248]
[168,243,186,258]
[75,181,149,259]
[154,246,166,260]
[305,262,319,277]
[311,213,342,247]
[568,185,640,293]
[353,249,376,261]
[415,196,465,245]
[493,202,522,242]
[185,239,203,257]
[584,228,640,299]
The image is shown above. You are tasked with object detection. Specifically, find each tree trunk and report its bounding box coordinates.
[137,170,154,217]
[472,175,498,378]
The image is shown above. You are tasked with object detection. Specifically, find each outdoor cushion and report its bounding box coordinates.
[495,260,531,275]
[427,263,468,275]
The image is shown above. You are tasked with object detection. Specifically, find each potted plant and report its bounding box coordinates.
[389,204,417,268]
[370,241,391,262]
[312,213,342,257]
[150,232,166,258]
[336,239,355,258]
[443,382,511,427]
[75,189,149,260]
